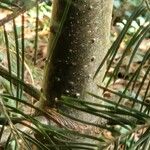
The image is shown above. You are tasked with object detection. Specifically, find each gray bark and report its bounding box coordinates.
[42,0,113,126]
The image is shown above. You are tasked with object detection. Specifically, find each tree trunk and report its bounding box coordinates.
[42,0,113,132]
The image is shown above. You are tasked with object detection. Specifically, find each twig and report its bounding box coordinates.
[0,0,43,27]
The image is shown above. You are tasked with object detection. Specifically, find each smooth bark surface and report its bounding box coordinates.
[42,0,113,125]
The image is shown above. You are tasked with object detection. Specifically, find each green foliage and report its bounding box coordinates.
[0,0,149,150]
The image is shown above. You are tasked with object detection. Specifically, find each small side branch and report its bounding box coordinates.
[0,0,43,27]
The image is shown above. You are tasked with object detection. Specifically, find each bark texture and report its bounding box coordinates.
[42,0,113,124]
